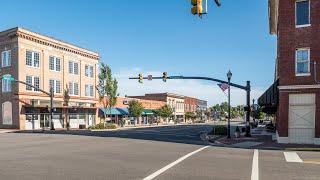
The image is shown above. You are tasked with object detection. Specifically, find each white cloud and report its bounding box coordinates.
[114,68,265,106]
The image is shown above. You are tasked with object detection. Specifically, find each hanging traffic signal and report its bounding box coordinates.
[163,72,168,82]
[191,0,203,15]
[214,0,221,6]
[138,74,143,83]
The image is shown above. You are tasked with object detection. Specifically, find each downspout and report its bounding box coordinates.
[313,61,320,84]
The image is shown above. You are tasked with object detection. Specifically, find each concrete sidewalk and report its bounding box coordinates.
[0,129,19,133]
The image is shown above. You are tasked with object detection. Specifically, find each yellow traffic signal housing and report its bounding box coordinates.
[163,72,168,82]
[138,74,143,83]
[191,0,203,15]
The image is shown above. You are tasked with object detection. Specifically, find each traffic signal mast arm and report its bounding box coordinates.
[14,80,51,96]
[129,75,248,90]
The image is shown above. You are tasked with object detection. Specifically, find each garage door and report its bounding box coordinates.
[289,94,315,144]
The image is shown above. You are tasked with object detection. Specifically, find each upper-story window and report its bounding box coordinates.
[296,48,310,75]
[85,65,94,78]
[49,79,61,94]
[68,82,79,95]
[49,56,61,71]
[296,0,310,27]
[26,75,40,91]
[26,51,40,68]
[1,50,11,67]
[2,74,12,92]
[85,84,94,97]
[69,61,79,75]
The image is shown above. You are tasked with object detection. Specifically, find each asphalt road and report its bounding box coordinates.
[0,125,319,180]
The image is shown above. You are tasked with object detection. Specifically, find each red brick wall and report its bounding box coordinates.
[277,0,320,86]
[184,97,197,113]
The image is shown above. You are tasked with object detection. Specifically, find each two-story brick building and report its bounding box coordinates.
[259,0,320,144]
[0,27,99,130]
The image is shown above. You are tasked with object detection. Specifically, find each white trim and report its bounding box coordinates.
[295,0,311,28]
[278,84,320,90]
[276,131,289,144]
[314,138,320,145]
[296,72,311,77]
[296,24,311,28]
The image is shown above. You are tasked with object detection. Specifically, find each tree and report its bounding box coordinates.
[158,105,173,123]
[128,100,144,124]
[96,63,118,123]
[185,112,197,123]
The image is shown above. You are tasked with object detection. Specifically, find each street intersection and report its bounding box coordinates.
[0,125,319,180]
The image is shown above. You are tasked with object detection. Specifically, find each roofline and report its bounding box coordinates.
[0,27,100,59]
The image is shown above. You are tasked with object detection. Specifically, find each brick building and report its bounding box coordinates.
[259,0,320,144]
[128,93,185,121]
[184,97,198,113]
[0,27,99,130]
[114,97,166,110]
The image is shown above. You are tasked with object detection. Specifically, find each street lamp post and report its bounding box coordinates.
[252,99,255,125]
[50,87,55,130]
[227,70,232,139]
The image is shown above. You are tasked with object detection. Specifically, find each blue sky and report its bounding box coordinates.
[0,0,276,106]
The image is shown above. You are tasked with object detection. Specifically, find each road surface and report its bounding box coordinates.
[0,125,319,180]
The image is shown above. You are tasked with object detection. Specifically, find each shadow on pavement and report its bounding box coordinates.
[14,124,214,146]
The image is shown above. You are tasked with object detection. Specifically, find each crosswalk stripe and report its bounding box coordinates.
[284,152,303,163]
[251,149,259,180]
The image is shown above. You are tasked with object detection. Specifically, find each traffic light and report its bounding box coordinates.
[191,0,203,15]
[163,72,168,82]
[138,74,143,83]
[214,0,221,6]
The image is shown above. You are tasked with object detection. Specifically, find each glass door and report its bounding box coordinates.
[40,114,50,128]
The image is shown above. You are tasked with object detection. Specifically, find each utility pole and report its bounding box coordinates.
[227,70,232,139]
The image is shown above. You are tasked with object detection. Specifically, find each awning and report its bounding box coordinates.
[99,108,129,116]
[142,109,155,115]
[258,79,279,114]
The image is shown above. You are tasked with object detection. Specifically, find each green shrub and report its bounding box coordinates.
[105,123,117,129]
[89,123,105,130]
[212,125,227,135]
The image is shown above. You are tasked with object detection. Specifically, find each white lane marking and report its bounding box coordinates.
[143,146,210,180]
[284,152,303,163]
[251,149,259,180]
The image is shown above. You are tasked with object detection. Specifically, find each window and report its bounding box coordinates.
[69,61,79,75]
[85,84,94,97]
[26,51,40,68]
[296,0,310,27]
[296,49,310,75]
[49,56,61,71]
[69,82,79,95]
[49,79,61,94]
[2,75,11,92]
[85,65,94,78]
[1,50,11,67]
[26,76,40,91]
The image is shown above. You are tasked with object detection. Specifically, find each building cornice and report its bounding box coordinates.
[278,84,320,90]
[12,28,99,60]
